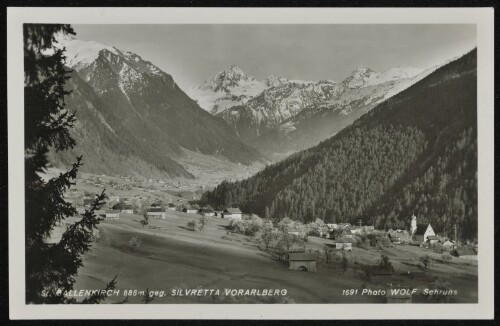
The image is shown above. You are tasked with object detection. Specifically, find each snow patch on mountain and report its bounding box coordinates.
[188,65,266,114]
[55,34,118,70]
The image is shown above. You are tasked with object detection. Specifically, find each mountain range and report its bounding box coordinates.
[189,62,448,157]
[49,35,262,178]
[201,49,477,240]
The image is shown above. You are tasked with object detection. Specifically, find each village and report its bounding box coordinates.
[46,168,478,304]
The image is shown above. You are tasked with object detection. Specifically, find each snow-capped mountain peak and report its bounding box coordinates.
[55,34,119,70]
[343,66,378,89]
[197,64,257,93]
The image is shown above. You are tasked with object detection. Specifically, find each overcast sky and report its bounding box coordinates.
[73,24,476,90]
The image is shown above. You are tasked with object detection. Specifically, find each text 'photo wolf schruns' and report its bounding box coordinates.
[24,24,478,304]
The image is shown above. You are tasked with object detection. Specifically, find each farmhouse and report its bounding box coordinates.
[410,215,435,243]
[104,210,120,219]
[426,235,440,245]
[288,252,317,272]
[441,239,456,250]
[334,238,354,251]
[112,203,134,214]
[221,208,242,220]
[350,225,375,235]
[121,206,134,214]
[146,207,166,219]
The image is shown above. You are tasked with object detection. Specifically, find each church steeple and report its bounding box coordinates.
[410,214,417,235]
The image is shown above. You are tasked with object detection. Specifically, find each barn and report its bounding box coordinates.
[146,207,166,219]
[426,235,440,245]
[334,238,354,251]
[221,208,242,220]
[288,252,317,272]
[105,210,120,219]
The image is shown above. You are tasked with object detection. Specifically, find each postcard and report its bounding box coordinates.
[7,7,494,319]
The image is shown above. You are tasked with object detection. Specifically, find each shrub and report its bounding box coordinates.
[186,220,197,231]
[419,255,432,269]
[377,254,394,272]
[229,217,262,236]
[128,236,142,252]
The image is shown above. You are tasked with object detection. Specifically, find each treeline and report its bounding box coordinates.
[201,49,478,241]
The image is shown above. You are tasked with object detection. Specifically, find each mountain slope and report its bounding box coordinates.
[189,64,446,157]
[201,49,477,240]
[49,36,262,178]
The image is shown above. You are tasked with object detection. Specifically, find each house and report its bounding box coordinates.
[182,207,198,214]
[337,223,352,230]
[287,252,317,272]
[426,235,440,245]
[146,207,166,219]
[166,203,177,211]
[350,226,375,235]
[105,210,120,219]
[221,208,242,220]
[326,223,339,231]
[455,247,478,260]
[334,238,354,251]
[410,215,435,243]
[441,239,456,250]
[112,203,134,214]
[120,205,134,214]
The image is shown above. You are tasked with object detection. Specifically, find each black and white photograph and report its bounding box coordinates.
[7,7,494,320]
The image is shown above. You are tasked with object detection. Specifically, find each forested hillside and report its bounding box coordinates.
[201,49,477,240]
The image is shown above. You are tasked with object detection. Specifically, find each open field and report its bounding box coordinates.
[60,209,478,304]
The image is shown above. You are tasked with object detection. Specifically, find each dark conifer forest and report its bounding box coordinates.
[201,49,477,241]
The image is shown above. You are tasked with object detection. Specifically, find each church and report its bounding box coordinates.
[410,215,436,243]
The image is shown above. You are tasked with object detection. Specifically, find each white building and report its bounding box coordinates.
[105,210,120,219]
[146,207,166,219]
[222,208,242,220]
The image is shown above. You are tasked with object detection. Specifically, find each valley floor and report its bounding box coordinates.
[62,211,478,304]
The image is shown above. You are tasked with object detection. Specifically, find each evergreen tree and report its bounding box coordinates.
[24,24,112,304]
